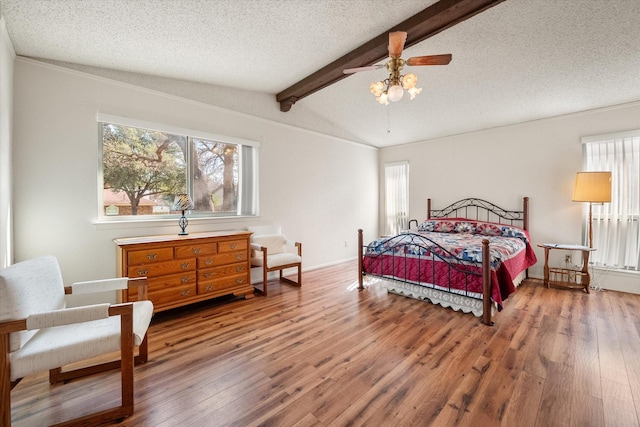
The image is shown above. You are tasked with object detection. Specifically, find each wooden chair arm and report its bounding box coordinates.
[0,318,27,335]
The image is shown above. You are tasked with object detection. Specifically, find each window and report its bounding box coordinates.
[99,114,258,219]
[384,161,409,235]
[582,130,640,271]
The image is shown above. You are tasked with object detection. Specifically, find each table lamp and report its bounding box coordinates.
[173,194,194,235]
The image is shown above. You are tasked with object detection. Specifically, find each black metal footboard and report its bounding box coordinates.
[357,229,493,325]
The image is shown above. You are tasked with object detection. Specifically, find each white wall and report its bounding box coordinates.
[0,16,15,268]
[379,101,640,293]
[12,58,378,284]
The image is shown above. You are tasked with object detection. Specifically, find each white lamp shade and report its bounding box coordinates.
[572,172,611,203]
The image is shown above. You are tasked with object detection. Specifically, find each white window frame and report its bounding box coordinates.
[97,113,259,222]
[384,161,409,236]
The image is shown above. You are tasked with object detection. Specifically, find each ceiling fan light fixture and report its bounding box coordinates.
[354,32,450,106]
[376,92,389,105]
[387,84,404,102]
[407,86,422,100]
[370,81,384,97]
[402,73,417,89]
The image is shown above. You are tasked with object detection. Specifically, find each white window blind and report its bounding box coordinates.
[582,130,640,271]
[384,161,409,235]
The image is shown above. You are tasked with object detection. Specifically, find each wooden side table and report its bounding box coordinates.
[537,243,596,293]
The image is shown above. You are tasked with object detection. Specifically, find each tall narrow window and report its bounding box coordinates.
[582,130,640,271]
[384,161,409,235]
[99,114,258,219]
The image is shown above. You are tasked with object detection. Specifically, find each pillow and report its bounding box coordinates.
[454,221,476,234]
[476,222,502,236]
[417,219,476,234]
[252,234,286,256]
[498,225,529,241]
[417,220,438,232]
[417,218,528,241]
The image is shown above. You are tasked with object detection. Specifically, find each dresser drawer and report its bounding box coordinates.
[199,274,248,293]
[218,239,248,253]
[197,256,216,269]
[198,262,248,281]
[128,247,174,265]
[197,252,247,268]
[127,272,196,302]
[148,283,198,307]
[148,272,197,291]
[128,258,196,278]
[175,243,217,259]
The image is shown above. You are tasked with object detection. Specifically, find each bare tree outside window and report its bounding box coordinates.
[192,139,238,213]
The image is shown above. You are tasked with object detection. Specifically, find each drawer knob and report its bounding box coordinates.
[236,278,244,284]
[181,276,191,283]
[181,262,190,269]
[205,259,213,266]
[205,285,213,292]
[204,272,213,278]
[236,254,243,260]
[230,243,237,249]
[236,266,245,272]
[180,289,191,297]
[192,248,201,254]
[146,253,158,260]
[136,269,148,276]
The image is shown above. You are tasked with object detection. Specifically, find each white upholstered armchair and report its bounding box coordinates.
[248,226,302,297]
[0,255,153,426]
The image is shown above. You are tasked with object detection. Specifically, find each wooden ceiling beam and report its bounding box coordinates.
[276,0,505,112]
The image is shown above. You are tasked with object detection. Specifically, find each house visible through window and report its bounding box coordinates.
[99,114,258,219]
[582,130,640,271]
[384,161,409,235]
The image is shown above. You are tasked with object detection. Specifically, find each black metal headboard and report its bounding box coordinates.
[427,197,529,230]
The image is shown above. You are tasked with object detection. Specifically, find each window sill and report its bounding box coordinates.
[93,215,258,231]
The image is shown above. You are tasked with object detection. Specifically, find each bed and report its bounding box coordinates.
[357,197,537,325]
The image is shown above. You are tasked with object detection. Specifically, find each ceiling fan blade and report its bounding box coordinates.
[343,64,384,74]
[388,31,407,59]
[406,54,452,66]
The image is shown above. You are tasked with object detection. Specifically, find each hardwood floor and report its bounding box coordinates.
[9,261,640,426]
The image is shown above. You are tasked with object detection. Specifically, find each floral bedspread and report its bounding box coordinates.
[363,220,537,307]
[366,231,526,268]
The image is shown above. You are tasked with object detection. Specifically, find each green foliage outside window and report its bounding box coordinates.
[101,121,255,218]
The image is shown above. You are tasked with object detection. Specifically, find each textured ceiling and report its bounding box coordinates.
[1,0,639,148]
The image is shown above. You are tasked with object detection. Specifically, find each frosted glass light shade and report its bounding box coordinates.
[572,172,611,203]
[387,84,404,102]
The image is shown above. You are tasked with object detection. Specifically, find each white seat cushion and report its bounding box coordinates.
[252,253,301,269]
[9,300,153,381]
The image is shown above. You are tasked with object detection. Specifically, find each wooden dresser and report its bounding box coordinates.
[114,231,254,312]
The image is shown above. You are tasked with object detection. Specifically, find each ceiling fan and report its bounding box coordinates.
[343,31,452,105]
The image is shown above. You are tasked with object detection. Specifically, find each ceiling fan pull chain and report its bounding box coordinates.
[387,106,391,134]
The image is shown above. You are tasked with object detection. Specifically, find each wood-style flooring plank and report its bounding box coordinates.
[8,264,640,426]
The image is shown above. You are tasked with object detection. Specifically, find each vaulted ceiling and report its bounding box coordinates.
[1,0,639,148]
